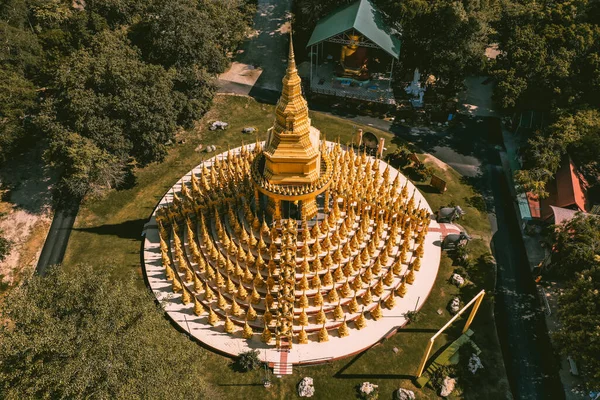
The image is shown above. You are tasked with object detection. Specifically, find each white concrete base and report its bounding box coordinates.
[142,143,442,364]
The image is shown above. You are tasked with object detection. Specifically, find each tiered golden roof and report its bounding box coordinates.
[251,31,331,220]
[262,31,320,185]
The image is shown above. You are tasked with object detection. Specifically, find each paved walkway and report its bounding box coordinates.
[142,143,442,365]
[218,0,292,97]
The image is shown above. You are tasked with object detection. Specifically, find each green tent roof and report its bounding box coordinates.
[306,0,401,59]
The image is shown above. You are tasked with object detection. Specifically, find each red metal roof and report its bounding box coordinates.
[527,157,588,221]
[554,157,587,211]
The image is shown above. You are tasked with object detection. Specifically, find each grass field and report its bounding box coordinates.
[63,95,510,399]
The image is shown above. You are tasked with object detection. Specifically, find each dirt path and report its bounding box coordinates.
[0,146,55,289]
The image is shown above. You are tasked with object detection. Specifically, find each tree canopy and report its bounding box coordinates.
[548,214,600,388]
[492,0,600,198]
[0,0,255,198]
[554,264,600,388]
[493,0,600,110]
[515,109,600,198]
[0,264,220,399]
[549,213,600,279]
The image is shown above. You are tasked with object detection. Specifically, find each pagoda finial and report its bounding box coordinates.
[287,28,297,73]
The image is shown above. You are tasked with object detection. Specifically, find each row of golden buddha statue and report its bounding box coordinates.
[155,142,430,345]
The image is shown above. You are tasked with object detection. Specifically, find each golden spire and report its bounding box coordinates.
[287,27,297,73]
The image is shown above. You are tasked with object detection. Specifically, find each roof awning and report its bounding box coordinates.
[306,0,401,59]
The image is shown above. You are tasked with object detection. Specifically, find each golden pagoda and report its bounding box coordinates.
[251,31,332,220]
[151,31,434,354]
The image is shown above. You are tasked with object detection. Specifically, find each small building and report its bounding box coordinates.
[306,0,401,104]
[527,156,589,222]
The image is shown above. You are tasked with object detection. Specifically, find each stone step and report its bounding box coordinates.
[273,362,293,376]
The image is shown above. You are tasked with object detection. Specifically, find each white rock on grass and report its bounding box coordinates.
[451,273,465,287]
[468,353,484,374]
[298,377,315,398]
[395,387,416,400]
[360,382,378,396]
[440,376,456,397]
[449,297,461,314]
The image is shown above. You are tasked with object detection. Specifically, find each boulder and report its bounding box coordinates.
[298,377,315,398]
[440,376,456,397]
[395,388,416,400]
[468,353,484,374]
[359,382,378,396]
[451,273,465,287]
[449,297,461,314]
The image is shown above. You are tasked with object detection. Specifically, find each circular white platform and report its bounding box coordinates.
[142,143,442,365]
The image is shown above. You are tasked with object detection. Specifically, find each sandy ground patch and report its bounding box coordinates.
[219,62,263,86]
[422,154,449,172]
[0,147,55,288]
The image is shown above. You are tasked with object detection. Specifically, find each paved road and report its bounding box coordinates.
[488,159,564,400]
[35,204,79,275]
[218,0,291,97]
[390,117,564,399]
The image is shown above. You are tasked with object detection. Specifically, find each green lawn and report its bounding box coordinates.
[63,95,510,399]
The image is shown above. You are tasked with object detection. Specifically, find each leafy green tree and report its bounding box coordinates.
[40,111,126,198]
[549,214,600,387]
[41,30,179,197]
[548,213,600,279]
[493,0,600,110]
[391,0,490,92]
[554,264,600,388]
[236,350,263,372]
[0,68,37,163]
[132,0,229,72]
[0,264,220,399]
[0,4,41,164]
[516,109,600,198]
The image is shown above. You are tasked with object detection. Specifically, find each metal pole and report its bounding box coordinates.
[315,43,318,78]
[389,58,395,89]
[415,290,485,377]
[462,291,485,333]
[320,42,323,64]
[416,339,434,377]
[310,45,313,86]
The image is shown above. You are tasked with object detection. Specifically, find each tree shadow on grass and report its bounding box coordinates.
[415,183,439,195]
[73,218,146,240]
[333,350,414,381]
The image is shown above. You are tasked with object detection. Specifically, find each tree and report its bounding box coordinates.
[236,350,263,372]
[515,109,600,198]
[0,68,37,163]
[132,0,231,73]
[393,0,490,92]
[549,214,600,387]
[41,30,180,197]
[0,264,220,399]
[553,264,600,388]
[0,5,41,164]
[493,0,600,110]
[548,214,600,279]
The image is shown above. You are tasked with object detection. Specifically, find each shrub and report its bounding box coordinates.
[236,350,262,372]
[404,310,420,324]
[0,231,11,262]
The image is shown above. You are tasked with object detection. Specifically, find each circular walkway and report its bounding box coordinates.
[142,143,441,365]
